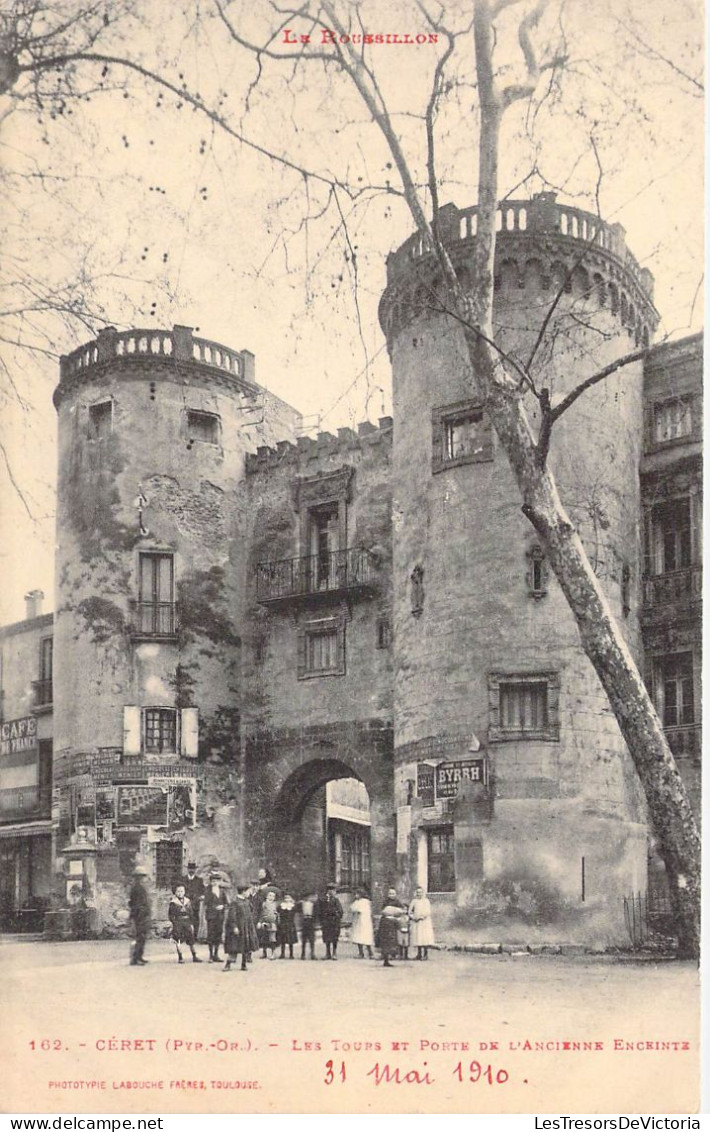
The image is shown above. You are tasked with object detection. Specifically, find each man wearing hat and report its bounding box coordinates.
[204,870,229,963]
[180,860,205,942]
[128,865,152,966]
[223,884,252,972]
[315,883,343,961]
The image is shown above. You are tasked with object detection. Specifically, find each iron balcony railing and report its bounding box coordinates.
[642,565,701,608]
[131,601,177,637]
[664,723,701,761]
[32,679,53,708]
[257,547,378,603]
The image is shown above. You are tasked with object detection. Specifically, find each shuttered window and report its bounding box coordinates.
[122,706,199,758]
[137,553,175,636]
[297,617,346,679]
[650,500,692,575]
[488,672,560,742]
[500,682,548,732]
[653,398,692,444]
[145,708,177,753]
[654,653,695,728]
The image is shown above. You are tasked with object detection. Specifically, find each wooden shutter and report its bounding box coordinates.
[123,706,141,757]
[690,489,701,565]
[181,707,199,758]
[158,554,173,602]
[297,628,307,678]
[335,621,346,675]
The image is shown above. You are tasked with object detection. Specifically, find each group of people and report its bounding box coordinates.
[351,886,436,967]
[128,862,435,971]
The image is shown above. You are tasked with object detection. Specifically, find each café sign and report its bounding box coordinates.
[435,757,488,798]
[0,716,38,757]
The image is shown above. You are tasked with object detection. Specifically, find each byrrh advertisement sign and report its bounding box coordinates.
[435,757,489,798]
[0,716,38,757]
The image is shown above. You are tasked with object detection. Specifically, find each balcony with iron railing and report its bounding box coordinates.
[129,601,178,639]
[642,565,702,611]
[664,723,701,762]
[256,547,378,605]
[32,679,53,711]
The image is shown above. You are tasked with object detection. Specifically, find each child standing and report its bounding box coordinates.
[258,889,279,959]
[408,885,435,960]
[397,908,410,960]
[349,888,375,959]
[277,894,298,959]
[298,892,317,960]
[168,883,202,964]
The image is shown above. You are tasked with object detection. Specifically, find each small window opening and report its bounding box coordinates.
[376,616,392,649]
[187,410,220,445]
[89,401,113,440]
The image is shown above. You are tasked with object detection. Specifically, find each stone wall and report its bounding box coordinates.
[242,421,394,900]
[51,330,302,925]
[381,199,653,942]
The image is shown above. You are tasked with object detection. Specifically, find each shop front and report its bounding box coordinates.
[0,825,54,931]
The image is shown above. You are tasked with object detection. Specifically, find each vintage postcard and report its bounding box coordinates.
[0,0,703,1116]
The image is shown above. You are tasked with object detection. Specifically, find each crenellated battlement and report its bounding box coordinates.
[245,416,393,474]
[379,193,658,350]
[55,324,258,406]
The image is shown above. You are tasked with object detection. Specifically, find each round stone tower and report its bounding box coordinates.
[379,193,658,945]
[52,325,300,925]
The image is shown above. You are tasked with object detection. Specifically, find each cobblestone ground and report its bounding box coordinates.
[1,937,700,1115]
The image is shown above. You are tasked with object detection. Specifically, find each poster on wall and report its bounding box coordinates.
[116,786,168,828]
[435,757,488,798]
[0,0,703,1120]
[95,788,117,822]
[74,786,96,831]
[167,782,196,829]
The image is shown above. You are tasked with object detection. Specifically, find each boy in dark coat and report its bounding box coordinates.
[298,892,317,960]
[180,861,205,940]
[128,866,152,966]
[315,883,343,960]
[223,884,251,971]
[168,883,202,963]
[277,894,298,959]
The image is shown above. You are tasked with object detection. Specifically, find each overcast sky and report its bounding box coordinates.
[0,0,703,624]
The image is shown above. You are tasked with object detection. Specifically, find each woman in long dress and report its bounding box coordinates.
[408,886,435,960]
[377,888,404,968]
[349,888,374,958]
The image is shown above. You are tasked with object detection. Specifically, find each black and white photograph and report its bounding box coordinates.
[0,0,703,1117]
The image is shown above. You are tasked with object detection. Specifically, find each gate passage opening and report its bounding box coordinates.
[272,759,371,897]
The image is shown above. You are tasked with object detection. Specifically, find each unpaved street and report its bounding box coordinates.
[1,938,699,1115]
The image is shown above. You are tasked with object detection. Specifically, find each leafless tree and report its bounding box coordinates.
[0,0,702,954]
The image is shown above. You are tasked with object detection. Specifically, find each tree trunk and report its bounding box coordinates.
[458,1,701,955]
[472,359,701,957]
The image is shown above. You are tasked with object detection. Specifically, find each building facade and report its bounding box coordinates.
[0,592,54,930]
[0,195,702,943]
